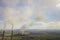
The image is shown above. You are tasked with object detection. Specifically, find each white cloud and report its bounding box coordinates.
[27,21,60,30]
[21,6,32,20]
[2,0,20,7]
[1,0,60,30]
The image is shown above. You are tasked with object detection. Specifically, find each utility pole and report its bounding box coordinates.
[2,27,5,40]
[2,13,7,40]
[11,23,14,40]
[10,16,14,40]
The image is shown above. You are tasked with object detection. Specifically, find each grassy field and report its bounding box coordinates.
[0,33,60,40]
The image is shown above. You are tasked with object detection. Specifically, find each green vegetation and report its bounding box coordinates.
[0,33,60,40]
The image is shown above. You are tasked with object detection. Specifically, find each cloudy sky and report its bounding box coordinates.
[0,0,60,30]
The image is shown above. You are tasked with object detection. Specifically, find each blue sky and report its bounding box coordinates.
[0,0,60,30]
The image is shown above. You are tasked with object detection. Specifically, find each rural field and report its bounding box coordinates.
[0,31,60,40]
